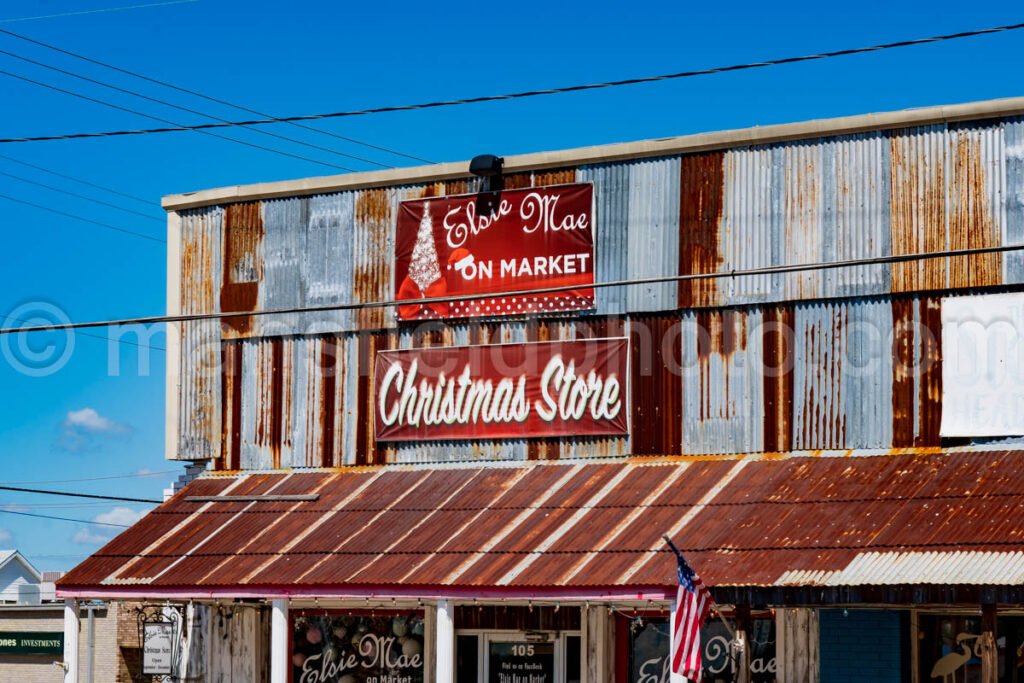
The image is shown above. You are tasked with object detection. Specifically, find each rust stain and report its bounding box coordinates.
[501,173,533,190]
[679,152,725,308]
[220,202,263,335]
[533,169,575,186]
[218,342,243,471]
[443,179,477,196]
[354,189,393,330]
[889,131,948,292]
[891,298,916,448]
[762,305,794,453]
[918,297,943,446]
[948,131,1000,289]
[631,314,683,455]
[269,337,285,469]
[321,337,338,468]
[355,332,372,465]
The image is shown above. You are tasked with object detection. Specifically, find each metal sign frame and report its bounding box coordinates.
[136,605,182,682]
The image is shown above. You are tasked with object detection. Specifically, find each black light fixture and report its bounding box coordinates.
[469,154,504,177]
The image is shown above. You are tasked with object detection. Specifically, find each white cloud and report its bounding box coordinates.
[57,408,132,452]
[0,529,13,545]
[72,507,147,546]
[71,528,109,545]
[0,504,30,513]
[64,408,129,433]
[94,507,147,527]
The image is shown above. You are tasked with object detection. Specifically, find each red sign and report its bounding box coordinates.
[394,183,594,320]
[374,339,629,441]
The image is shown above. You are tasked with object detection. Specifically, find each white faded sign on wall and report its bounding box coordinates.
[942,293,1024,437]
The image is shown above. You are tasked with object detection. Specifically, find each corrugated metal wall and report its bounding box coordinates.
[175,116,1024,465]
[208,294,943,467]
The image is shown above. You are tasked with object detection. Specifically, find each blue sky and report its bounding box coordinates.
[0,0,1021,571]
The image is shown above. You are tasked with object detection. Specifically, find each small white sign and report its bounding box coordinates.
[142,622,174,675]
[941,293,1024,436]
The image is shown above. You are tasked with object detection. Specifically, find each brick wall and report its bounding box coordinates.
[819,609,908,683]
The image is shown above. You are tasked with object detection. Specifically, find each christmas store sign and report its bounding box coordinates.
[394,183,595,320]
[374,338,629,441]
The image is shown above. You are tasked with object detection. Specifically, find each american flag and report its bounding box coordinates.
[667,538,712,682]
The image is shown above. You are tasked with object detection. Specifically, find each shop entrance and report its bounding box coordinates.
[454,605,582,683]
[456,631,582,683]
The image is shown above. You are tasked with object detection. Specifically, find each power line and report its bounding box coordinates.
[0,45,394,169]
[0,241,1019,335]
[0,509,132,528]
[1,313,166,352]
[0,469,180,485]
[0,66,357,172]
[0,0,199,24]
[0,486,161,504]
[0,152,153,205]
[0,501,141,509]
[0,192,165,243]
[0,169,162,222]
[2,20,1022,144]
[0,28,433,164]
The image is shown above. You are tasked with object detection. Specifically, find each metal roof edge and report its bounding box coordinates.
[161,96,1024,211]
[191,445,1024,478]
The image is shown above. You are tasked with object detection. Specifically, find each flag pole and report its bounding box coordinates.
[662,534,736,638]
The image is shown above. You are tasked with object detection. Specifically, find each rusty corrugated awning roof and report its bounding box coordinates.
[58,450,1024,599]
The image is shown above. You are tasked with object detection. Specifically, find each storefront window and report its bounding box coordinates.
[290,611,425,683]
[915,615,1024,683]
[622,614,776,683]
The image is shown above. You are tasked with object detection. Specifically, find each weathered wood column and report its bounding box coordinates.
[735,604,752,683]
[981,603,999,683]
[776,608,819,683]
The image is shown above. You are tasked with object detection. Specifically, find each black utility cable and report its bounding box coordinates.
[2,20,1022,143]
[0,485,161,504]
[0,509,133,528]
[0,192,164,242]
[0,170,162,222]
[0,46,392,168]
[0,67,355,171]
[0,28,433,164]
[0,241,1018,334]
[0,151,153,205]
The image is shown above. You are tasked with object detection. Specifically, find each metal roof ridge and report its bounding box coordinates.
[161,95,1024,211]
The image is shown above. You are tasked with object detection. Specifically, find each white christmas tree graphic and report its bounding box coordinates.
[408,201,442,293]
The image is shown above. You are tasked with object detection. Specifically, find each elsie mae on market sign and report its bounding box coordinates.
[394,184,595,320]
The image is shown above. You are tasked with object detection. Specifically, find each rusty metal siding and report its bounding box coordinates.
[890,121,1005,292]
[627,157,680,312]
[1006,118,1024,283]
[682,308,764,455]
[178,206,223,460]
[213,294,954,467]
[305,192,355,333]
[261,197,307,335]
[792,298,893,450]
[829,133,891,296]
[719,147,773,306]
[578,162,629,314]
